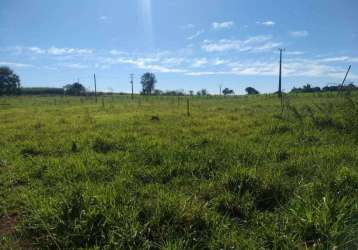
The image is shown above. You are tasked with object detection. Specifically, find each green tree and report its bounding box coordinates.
[64,82,86,96]
[222,88,234,96]
[197,89,208,96]
[0,66,21,95]
[141,72,157,95]
[245,87,259,95]
[154,89,163,95]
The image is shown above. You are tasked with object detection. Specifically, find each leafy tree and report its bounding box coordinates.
[154,89,163,95]
[345,83,357,91]
[290,83,350,93]
[189,90,194,96]
[302,84,312,92]
[197,89,208,96]
[164,90,185,96]
[64,82,86,96]
[300,84,321,93]
[222,88,234,96]
[245,87,259,95]
[141,72,157,95]
[0,66,21,95]
[322,85,339,92]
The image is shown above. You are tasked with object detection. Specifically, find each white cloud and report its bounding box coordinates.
[256,20,275,27]
[28,47,46,54]
[283,61,344,78]
[103,56,186,73]
[98,16,112,23]
[318,56,358,63]
[319,56,350,62]
[109,49,126,56]
[95,64,110,70]
[42,65,58,70]
[186,61,277,77]
[250,41,282,52]
[212,21,234,29]
[213,58,227,65]
[202,39,240,52]
[62,63,89,69]
[6,46,45,55]
[0,61,34,68]
[162,57,186,65]
[202,35,280,52]
[243,36,272,44]
[192,58,208,68]
[230,61,277,76]
[286,51,305,56]
[3,44,356,82]
[186,71,220,76]
[144,64,187,73]
[187,30,204,40]
[47,47,93,56]
[186,56,358,79]
[3,46,93,56]
[181,24,195,29]
[289,30,309,37]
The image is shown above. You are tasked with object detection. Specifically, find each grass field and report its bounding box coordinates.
[0,93,357,249]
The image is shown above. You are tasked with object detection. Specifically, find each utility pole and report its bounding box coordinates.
[219,84,222,96]
[130,74,134,99]
[278,48,285,97]
[278,48,285,112]
[187,98,190,117]
[94,73,97,103]
[340,65,351,89]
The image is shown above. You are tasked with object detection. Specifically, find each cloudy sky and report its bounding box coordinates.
[0,0,357,93]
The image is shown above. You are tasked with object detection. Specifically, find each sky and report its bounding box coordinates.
[0,0,357,94]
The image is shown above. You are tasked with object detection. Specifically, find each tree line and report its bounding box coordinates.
[290,83,358,93]
[0,66,356,96]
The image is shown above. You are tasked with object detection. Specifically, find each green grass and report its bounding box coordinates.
[0,93,357,249]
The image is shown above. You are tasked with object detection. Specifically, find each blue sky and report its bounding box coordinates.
[0,0,357,94]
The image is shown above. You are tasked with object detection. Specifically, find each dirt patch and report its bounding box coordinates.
[0,213,17,235]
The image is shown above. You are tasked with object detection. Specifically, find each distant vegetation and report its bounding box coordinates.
[154,89,186,96]
[197,89,209,96]
[291,83,358,93]
[245,87,260,95]
[64,82,87,96]
[21,87,65,95]
[2,65,357,97]
[222,88,235,95]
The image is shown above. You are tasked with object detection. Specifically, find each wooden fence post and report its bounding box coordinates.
[187,98,190,117]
